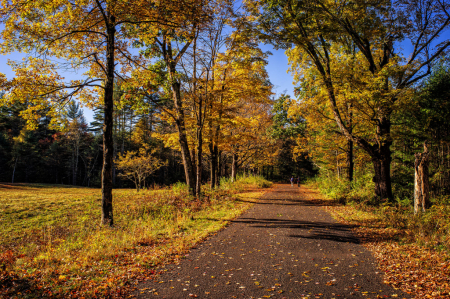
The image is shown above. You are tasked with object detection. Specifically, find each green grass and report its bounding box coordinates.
[0,177,271,298]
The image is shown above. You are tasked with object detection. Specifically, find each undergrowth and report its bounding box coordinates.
[219,174,273,190]
[0,175,271,298]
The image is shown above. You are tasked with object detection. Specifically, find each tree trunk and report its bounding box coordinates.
[210,143,217,189]
[101,14,115,227]
[172,81,196,195]
[347,103,353,182]
[347,140,353,182]
[414,142,430,214]
[372,147,393,201]
[370,115,393,201]
[231,153,238,182]
[196,128,203,197]
[12,156,18,183]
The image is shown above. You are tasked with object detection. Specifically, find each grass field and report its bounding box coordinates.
[0,177,271,298]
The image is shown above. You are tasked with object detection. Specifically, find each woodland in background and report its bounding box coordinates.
[0,94,311,190]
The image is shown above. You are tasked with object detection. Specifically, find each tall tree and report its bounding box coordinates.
[0,0,203,225]
[246,0,450,200]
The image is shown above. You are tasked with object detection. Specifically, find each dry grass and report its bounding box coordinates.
[0,180,270,298]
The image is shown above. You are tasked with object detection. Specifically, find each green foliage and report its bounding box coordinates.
[270,94,305,140]
[391,61,450,199]
[416,62,450,139]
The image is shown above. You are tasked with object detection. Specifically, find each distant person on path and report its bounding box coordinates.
[290,176,294,186]
[297,176,300,187]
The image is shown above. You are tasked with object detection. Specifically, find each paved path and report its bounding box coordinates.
[135,184,410,298]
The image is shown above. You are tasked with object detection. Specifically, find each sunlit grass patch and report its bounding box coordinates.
[0,178,269,298]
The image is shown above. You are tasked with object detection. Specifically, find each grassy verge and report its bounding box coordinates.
[0,176,272,298]
[303,181,450,299]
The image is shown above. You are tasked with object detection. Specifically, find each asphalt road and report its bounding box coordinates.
[135,184,410,299]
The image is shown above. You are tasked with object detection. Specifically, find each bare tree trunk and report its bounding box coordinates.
[101,12,115,226]
[414,142,430,214]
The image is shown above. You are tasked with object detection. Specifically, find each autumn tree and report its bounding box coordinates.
[127,0,273,195]
[0,0,206,225]
[245,0,450,201]
[116,146,164,191]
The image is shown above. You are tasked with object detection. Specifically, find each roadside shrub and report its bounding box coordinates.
[237,174,272,188]
[219,175,272,191]
[311,170,375,204]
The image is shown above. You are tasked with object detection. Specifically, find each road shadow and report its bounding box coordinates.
[231,217,360,243]
[234,196,340,207]
[229,185,403,245]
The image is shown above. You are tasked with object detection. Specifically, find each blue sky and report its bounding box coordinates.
[262,45,297,99]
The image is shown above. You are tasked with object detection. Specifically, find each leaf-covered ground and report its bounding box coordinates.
[302,187,450,298]
[0,180,270,298]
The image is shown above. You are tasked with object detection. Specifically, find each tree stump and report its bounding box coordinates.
[414,142,430,214]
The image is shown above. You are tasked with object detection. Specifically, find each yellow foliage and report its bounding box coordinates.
[115,146,165,191]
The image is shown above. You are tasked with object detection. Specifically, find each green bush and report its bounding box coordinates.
[310,170,375,204]
[219,174,272,191]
